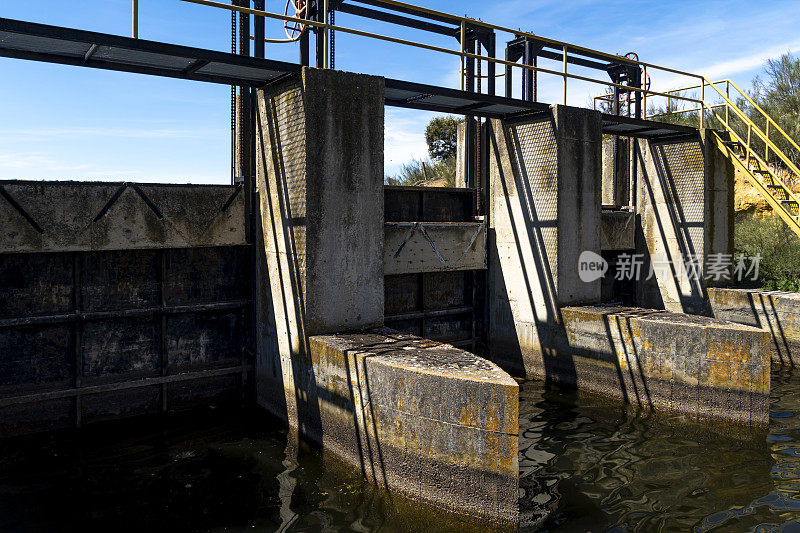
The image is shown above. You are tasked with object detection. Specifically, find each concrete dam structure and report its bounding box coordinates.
[0,3,797,527]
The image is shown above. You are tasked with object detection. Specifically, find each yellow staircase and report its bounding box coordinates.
[658,79,800,237]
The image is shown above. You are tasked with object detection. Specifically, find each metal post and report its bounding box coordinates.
[642,66,647,118]
[300,31,310,66]
[700,78,705,129]
[254,0,265,59]
[323,0,330,69]
[766,121,771,161]
[725,81,730,126]
[746,123,752,167]
[487,31,496,97]
[523,40,533,101]
[132,0,139,38]
[460,21,466,91]
[504,45,512,98]
[465,34,475,94]
[562,45,568,105]
[465,37,475,190]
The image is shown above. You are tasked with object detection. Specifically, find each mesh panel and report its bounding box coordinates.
[658,142,705,259]
[506,118,559,275]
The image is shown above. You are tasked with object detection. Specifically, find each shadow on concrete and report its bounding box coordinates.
[749,291,794,366]
[637,138,711,315]
[487,117,575,383]
[255,86,323,444]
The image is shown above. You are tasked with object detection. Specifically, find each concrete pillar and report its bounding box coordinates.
[703,129,735,270]
[635,130,733,314]
[601,137,630,207]
[488,105,602,376]
[254,67,384,412]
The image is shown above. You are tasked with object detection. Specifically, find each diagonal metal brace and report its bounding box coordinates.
[0,185,43,234]
[394,222,419,258]
[418,224,446,263]
[462,224,484,255]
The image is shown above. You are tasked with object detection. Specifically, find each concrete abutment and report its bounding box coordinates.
[486,106,771,425]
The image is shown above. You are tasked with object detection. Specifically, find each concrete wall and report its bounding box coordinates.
[0,181,245,253]
[561,306,770,425]
[487,105,602,376]
[709,288,800,365]
[635,130,734,314]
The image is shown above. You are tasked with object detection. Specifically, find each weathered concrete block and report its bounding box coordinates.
[0,180,246,253]
[257,327,519,526]
[600,209,634,251]
[255,68,384,336]
[383,221,486,275]
[709,287,800,365]
[560,305,770,425]
[487,105,602,376]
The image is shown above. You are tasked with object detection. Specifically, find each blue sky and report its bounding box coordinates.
[1,0,800,183]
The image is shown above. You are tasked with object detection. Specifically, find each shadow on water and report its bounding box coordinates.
[520,367,800,532]
[0,405,501,533]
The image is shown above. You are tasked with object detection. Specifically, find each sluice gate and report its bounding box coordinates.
[0,0,798,526]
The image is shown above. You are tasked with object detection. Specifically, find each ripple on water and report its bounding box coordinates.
[519,368,800,531]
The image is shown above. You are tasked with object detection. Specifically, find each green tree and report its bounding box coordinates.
[424,116,462,162]
[747,53,800,167]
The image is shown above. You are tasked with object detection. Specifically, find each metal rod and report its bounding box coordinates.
[132,0,139,38]
[562,44,567,105]
[0,366,253,408]
[323,0,330,69]
[385,306,474,322]
[160,249,168,412]
[459,21,465,91]
[766,121,771,161]
[0,301,251,329]
[700,79,705,128]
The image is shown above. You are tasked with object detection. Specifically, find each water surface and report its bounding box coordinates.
[519,368,800,531]
[1,370,800,531]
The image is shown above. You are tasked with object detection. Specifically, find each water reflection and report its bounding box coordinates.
[519,368,800,531]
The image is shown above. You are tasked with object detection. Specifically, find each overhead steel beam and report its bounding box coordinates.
[351,0,457,26]
[338,3,456,36]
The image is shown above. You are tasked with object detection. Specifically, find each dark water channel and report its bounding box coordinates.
[2,369,800,532]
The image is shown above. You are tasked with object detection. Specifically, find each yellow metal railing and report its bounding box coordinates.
[595,73,800,235]
[656,78,800,234]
